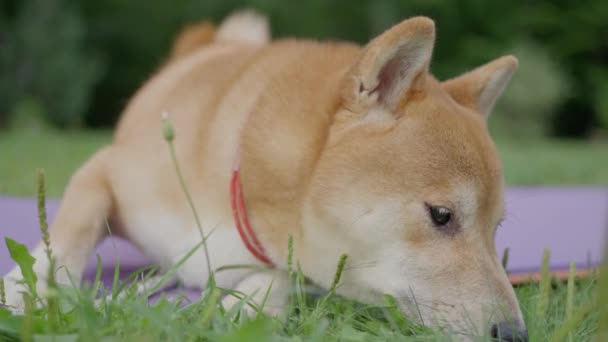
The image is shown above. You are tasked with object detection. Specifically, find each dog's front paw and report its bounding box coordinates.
[221,270,290,318]
[221,292,286,318]
[2,276,32,312]
[2,267,50,313]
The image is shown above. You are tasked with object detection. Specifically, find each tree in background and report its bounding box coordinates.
[521,0,608,137]
[0,0,102,129]
[1,0,607,138]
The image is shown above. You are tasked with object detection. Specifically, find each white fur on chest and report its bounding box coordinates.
[124,211,258,289]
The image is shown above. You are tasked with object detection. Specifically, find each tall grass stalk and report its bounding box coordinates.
[537,249,551,319]
[566,261,576,342]
[327,254,347,297]
[0,277,5,305]
[37,169,51,266]
[597,239,608,339]
[533,248,551,340]
[20,293,34,342]
[287,234,294,278]
[502,247,510,271]
[317,254,347,310]
[37,169,59,333]
[162,111,213,279]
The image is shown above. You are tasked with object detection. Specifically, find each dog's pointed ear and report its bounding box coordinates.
[345,17,435,111]
[442,56,518,118]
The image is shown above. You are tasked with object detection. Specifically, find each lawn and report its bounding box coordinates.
[1,128,607,341]
[498,138,608,186]
[0,129,111,197]
[1,129,607,197]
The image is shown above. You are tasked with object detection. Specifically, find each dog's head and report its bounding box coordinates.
[303,17,525,339]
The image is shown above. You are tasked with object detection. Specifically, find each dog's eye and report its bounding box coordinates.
[428,205,451,226]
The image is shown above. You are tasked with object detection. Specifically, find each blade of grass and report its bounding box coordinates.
[502,247,510,272]
[37,169,52,267]
[37,169,59,334]
[142,239,206,297]
[110,254,121,302]
[199,288,222,328]
[566,261,576,342]
[536,249,551,322]
[326,254,347,298]
[91,255,103,298]
[104,218,121,303]
[218,288,262,319]
[214,264,268,273]
[112,265,158,300]
[316,254,347,310]
[295,262,306,311]
[0,277,5,305]
[257,280,274,316]
[598,239,608,339]
[162,111,212,278]
[285,235,300,316]
[549,302,595,342]
[5,238,38,300]
[383,294,411,334]
[287,234,294,278]
[20,293,33,342]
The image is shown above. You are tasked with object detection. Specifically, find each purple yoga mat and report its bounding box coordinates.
[497,188,607,274]
[1,188,607,292]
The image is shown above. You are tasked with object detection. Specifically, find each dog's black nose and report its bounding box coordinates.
[490,321,528,341]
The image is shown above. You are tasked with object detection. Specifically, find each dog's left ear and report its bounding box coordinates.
[442,56,518,118]
[345,16,435,111]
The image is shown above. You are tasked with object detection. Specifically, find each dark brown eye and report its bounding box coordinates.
[428,205,451,226]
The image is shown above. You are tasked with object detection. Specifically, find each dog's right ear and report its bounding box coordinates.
[343,17,435,112]
[442,56,518,119]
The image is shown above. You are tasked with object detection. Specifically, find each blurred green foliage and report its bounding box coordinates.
[0,0,102,128]
[1,0,607,137]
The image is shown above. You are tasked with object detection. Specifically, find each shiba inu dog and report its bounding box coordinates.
[4,10,527,340]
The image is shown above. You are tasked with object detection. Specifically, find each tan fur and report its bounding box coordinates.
[169,21,216,60]
[4,11,525,339]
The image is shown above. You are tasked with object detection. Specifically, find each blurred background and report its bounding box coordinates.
[0,0,607,195]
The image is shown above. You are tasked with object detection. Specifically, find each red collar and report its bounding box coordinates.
[230,157,274,266]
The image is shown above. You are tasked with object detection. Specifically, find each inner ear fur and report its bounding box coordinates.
[442,56,519,118]
[343,16,436,112]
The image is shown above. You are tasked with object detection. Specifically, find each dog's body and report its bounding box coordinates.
[5,11,527,339]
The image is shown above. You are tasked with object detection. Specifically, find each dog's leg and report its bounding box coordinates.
[221,269,290,317]
[95,274,179,308]
[3,148,115,309]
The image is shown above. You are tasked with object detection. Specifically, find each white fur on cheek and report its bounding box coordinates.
[453,183,479,228]
[361,107,396,124]
[349,197,403,243]
[298,195,409,304]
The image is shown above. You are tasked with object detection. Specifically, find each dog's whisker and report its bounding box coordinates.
[394,294,457,310]
[344,260,379,268]
[341,260,380,273]
[343,265,376,271]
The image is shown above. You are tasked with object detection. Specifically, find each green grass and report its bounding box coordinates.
[0,235,604,341]
[0,129,111,197]
[497,138,608,186]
